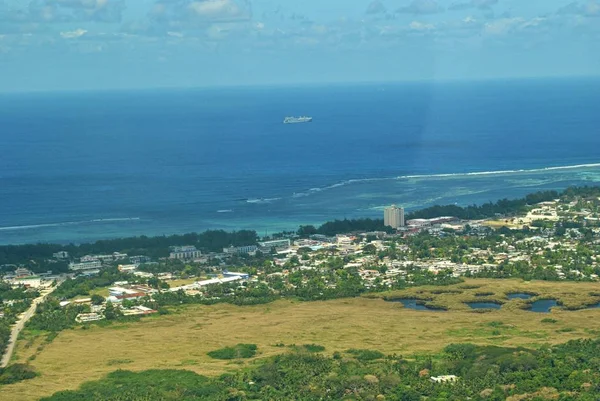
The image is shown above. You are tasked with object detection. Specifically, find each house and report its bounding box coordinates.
[76,313,104,323]
[121,305,157,316]
[118,264,138,272]
[106,292,146,303]
[431,375,458,383]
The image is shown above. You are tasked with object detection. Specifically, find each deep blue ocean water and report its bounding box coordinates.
[2,78,600,244]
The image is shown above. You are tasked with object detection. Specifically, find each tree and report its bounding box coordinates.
[103,302,121,320]
[363,244,377,255]
[91,294,105,305]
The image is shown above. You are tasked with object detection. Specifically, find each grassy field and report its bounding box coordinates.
[3,278,600,400]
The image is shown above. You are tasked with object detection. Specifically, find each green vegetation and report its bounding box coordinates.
[40,338,600,400]
[0,364,37,385]
[408,190,560,220]
[52,268,133,300]
[298,218,394,237]
[0,230,259,273]
[346,348,385,361]
[26,299,88,333]
[289,344,326,353]
[206,344,258,360]
[0,283,36,356]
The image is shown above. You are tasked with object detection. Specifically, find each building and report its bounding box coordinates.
[76,313,104,323]
[53,251,69,259]
[384,205,405,229]
[223,271,250,279]
[223,245,258,254]
[69,260,103,271]
[431,375,458,384]
[129,255,152,264]
[169,246,202,260]
[118,264,138,272]
[258,239,291,252]
[14,267,33,277]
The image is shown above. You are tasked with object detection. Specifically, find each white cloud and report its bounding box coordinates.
[167,31,184,38]
[60,28,88,38]
[484,18,523,35]
[188,0,249,20]
[409,21,436,30]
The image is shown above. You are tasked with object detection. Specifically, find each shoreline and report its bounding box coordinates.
[2,163,600,246]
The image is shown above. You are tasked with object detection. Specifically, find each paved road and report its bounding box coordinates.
[1,283,60,368]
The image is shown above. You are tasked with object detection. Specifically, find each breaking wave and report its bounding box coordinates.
[246,197,282,204]
[0,217,141,231]
[260,162,600,204]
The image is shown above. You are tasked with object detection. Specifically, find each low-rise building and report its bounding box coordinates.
[431,375,458,383]
[53,251,69,259]
[223,245,258,254]
[258,239,291,252]
[76,313,104,323]
[69,260,103,271]
[169,246,202,260]
[118,264,138,272]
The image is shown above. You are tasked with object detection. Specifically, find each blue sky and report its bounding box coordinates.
[0,0,599,91]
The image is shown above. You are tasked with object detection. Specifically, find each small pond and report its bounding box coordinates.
[467,302,502,310]
[507,293,534,300]
[391,299,445,312]
[529,299,558,313]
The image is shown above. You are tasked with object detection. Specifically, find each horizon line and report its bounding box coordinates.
[1,74,599,96]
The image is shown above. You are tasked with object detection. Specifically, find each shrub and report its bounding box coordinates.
[346,349,385,361]
[207,344,257,360]
[0,364,37,385]
[301,344,325,353]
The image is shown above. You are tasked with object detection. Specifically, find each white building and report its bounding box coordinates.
[69,260,103,271]
[118,264,138,272]
[431,375,458,383]
[169,246,202,260]
[258,239,291,252]
[384,205,405,229]
[53,251,69,259]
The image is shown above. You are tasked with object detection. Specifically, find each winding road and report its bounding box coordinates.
[1,282,61,368]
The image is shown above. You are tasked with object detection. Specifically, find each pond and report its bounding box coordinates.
[391,299,445,312]
[466,302,502,310]
[529,299,558,313]
[507,293,534,300]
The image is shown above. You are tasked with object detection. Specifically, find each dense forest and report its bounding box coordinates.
[41,338,600,400]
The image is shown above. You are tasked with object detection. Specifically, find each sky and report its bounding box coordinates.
[0,0,599,92]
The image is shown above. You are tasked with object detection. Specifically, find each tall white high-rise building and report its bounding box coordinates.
[384,205,405,229]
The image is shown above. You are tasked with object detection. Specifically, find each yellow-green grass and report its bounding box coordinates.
[3,279,600,400]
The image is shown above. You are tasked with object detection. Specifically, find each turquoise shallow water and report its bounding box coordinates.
[1,78,600,244]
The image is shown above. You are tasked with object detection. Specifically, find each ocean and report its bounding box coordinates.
[2,77,600,245]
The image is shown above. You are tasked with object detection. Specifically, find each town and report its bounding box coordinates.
[2,187,600,348]
[2,186,600,397]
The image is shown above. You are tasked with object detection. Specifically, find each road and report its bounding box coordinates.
[1,283,61,368]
